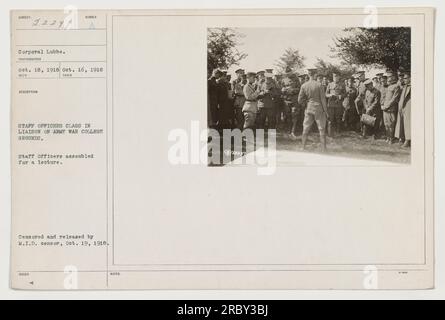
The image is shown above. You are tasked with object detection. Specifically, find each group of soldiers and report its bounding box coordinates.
[208,66,412,151]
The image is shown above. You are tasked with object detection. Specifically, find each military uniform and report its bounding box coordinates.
[242,82,260,129]
[326,80,346,134]
[282,77,301,136]
[321,83,328,96]
[342,85,359,131]
[380,84,389,106]
[395,84,411,141]
[375,73,384,89]
[355,81,367,115]
[216,78,232,129]
[362,86,382,137]
[378,83,389,137]
[257,78,278,129]
[382,83,401,140]
[208,76,220,128]
[274,77,285,128]
[298,79,328,136]
[232,78,246,129]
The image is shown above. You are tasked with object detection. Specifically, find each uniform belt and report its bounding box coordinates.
[246,99,257,102]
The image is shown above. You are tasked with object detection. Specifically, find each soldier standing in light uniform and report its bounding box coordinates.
[242,72,261,131]
[232,69,246,130]
[381,72,401,144]
[326,73,346,136]
[298,68,329,152]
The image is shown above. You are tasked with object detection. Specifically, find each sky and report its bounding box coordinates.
[226,28,359,76]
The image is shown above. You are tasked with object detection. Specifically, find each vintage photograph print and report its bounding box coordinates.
[207,27,412,166]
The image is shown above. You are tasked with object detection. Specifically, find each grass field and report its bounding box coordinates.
[209,129,411,166]
[276,131,411,164]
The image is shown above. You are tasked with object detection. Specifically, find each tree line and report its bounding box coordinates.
[207,27,411,78]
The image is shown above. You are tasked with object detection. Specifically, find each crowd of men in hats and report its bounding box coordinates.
[208,66,411,151]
